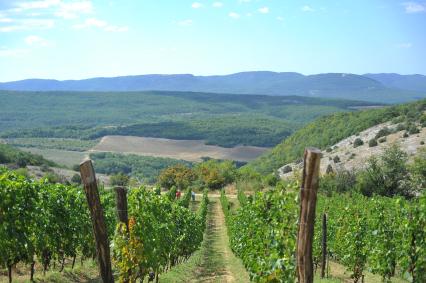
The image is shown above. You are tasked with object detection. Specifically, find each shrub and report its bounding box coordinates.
[408,125,420,135]
[326,164,334,174]
[71,173,82,184]
[110,172,130,187]
[403,132,409,138]
[375,127,391,139]
[378,137,387,143]
[333,156,341,163]
[369,139,378,147]
[357,144,412,198]
[421,141,425,145]
[353,138,364,148]
[326,147,332,153]
[282,165,292,174]
[396,124,405,132]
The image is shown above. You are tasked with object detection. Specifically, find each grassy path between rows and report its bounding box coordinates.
[160,196,250,283]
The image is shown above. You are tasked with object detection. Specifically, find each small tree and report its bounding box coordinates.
[110,172,130,187]
[157,164,195,190]
[333,155,341,163]
[368,139,378,147]
[353,138,364,148]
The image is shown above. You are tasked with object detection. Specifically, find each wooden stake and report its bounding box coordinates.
[321,213,327,278]
[114,186,129,230]
[297,147,321,283]
[80,160,114,283]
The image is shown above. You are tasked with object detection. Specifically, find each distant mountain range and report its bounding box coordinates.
[1,72,426,103]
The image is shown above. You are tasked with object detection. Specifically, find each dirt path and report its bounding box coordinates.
[189,197,249,283]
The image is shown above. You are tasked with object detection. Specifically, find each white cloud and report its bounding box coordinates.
[55,1,93,19]
[402,2,425,13]
[0,48,29,57]
[0,19,55,32]
[25,35,49,46]
[246,12,252,17]
[212,2,223,8]
[238,0,251,3]
[396,42,413,48]
[18,0,61,10]
[15,1,93,19]
[73,18,128,32]
[191,2,202,9]
[276,16,284,21]
[258,7,269,14]
[229,12,240,19]
[176,19,193,27]
[301,5,315,12]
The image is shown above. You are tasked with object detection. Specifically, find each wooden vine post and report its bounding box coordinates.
[321,213,327,278]
[80,160,114,283]
[297,147,321,283]
[114,186,129,230]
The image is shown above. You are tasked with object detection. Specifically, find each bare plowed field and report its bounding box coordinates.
[91,136,269,162]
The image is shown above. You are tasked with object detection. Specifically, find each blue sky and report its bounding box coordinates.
[0,0,425,81]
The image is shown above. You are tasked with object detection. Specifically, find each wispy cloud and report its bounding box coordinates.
[396,42,413,48]
[276,16,284,21]
[301,5,315,12]
[212,2,223,8]
[55,1,93,19]
[229,12,240,19]
[176,19,193,27]
[0,19,55,32]
[17,0,61,10]
[73,18,128,32]
[258,7,269,14]
[402,2,425,13]
[0,47,29,57]
[25,35,49,46]
[191,2,202,9]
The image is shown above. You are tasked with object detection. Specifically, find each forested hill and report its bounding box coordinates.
[2,72,426,103]
[246,98,426,174]
[0,90,376,148]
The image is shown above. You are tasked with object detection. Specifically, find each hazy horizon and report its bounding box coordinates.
[1,0,426,81]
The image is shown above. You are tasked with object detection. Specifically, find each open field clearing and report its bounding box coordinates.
[18,147,88,167]
[91,135,270,162]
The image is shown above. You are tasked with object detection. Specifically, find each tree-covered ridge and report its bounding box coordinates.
[247,99,426,174]
[0,143,56,167]
[90,152,192,184]
[0,90,373,147]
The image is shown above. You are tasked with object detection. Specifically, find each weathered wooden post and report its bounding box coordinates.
[80,160,114,283]
[297,147,321,283]
[321,213,327,278]
[114,186,129,230]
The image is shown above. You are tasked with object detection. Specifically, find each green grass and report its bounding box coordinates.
[0,259,101,283]
[159,197,250,282]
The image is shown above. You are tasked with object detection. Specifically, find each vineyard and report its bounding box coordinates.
[220,183,426,283]
[0,168,208,283]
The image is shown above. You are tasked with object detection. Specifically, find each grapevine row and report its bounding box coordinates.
[222,181,426,282]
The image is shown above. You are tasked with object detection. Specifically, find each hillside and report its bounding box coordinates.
[278,121,425,178]
[247,99,426,174]
[364,73,426,92]
[0,143,56,167]
[0,90,374,147]
[1,72,426,103]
